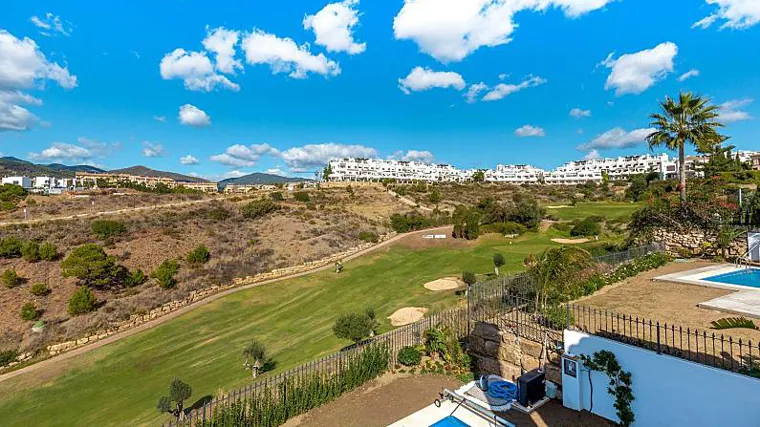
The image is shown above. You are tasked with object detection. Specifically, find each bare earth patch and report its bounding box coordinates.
[388,307,428,326]
[424,277,464,291]
[551,238,590,244]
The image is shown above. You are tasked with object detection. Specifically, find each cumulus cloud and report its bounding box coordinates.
[584,149,601,160]
[180,155,200,165]
[398,67,466,94]
[142,142,165,157]
[515,125,545,137]
[389,150,435,163]
[601,42,678,96]
[160,49,240,92]
[678,69,700,82]
[264,167,290,176]
[693,0,760,30]
[0,30,77,90]
[718,99,753,123]
[178,104,211,127]
[202,27,242,74]
[28,142,92,162]
[241,29,341,79]
[570,108,591,118]
[481,76,546,102]
[280,143,377,170]
[304,0,366,54]
[0,91,42,131]
[579,127,655,151]
[30,13,73,37]
[210,144,280,167]
[393,0,615,62]
[465,83,489,103]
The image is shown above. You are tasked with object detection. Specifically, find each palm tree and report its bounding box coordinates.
[647,92,724,205]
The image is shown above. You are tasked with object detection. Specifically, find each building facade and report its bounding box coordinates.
[74,172,218,192]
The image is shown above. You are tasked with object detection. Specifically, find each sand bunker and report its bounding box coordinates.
[552,238,590,244]
[388,307,429,326]
[546,205,571,209]
[424,277,465,291]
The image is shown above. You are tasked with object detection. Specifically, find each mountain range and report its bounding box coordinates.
[0,157,105,178]
[219,172,308,188]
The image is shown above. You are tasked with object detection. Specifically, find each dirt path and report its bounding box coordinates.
[387,190,434,212]
[0,225,453,383]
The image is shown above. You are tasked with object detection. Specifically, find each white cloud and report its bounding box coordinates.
[160,48,240,92]
[142,142,165,157]
[0,91,42,131]
[0,30,77,90]
[210,143,280,167]
[398,67,466,94]
[390,150,435,163]
[693,0,760,30]
[601,42,678,96]
[178,104,211,127]
[202,27,242,74]
[584,149,601,160]
[719,99,753,123]
[222,170,250,179]
[514,125,546,137]
[280,143,377,170]
[180,155,200,165]
[264,167,290,176]
[570,108,592,118]
[241,29,341,79]
[304,0,366,54]
[393,0,615,62]
[465,83,489,103]
[28,142,92,161]
[30,13,73,37]
[481,76,546,102]
[579,127,656,150]
[153,115,166,122]
[678,69,700,82]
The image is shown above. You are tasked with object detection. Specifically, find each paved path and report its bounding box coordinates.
[0,225,453,383]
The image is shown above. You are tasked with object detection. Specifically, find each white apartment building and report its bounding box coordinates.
[1,176,33,188]
[33,176,70,189]
[328,158,473,183]
[486,165,544,184]
[545,154,676,185]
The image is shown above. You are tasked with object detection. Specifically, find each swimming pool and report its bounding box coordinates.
[704,268,760,288]
[430,416,470,427]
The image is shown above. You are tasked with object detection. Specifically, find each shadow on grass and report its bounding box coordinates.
[186,395,213,413]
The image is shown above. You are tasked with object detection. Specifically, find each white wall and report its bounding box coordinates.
[564,330,760,427]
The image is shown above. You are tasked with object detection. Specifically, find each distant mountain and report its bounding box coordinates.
[109,166,207,183]
[219,172,309,188]
[0,157,104,178]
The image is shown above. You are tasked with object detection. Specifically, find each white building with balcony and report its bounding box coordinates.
[1,176,33,188]
[545,154,676,185]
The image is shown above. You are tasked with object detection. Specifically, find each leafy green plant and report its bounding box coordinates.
[461,271,477,286]
[125,269,146,287]
[157,377,192,422]
[21,241,40,262]
[91,220,128,239]
[580,350,634,427]
[397,346,422,367]
[542,305,572,329]
[61,244,124,288]
[30,282,50,296]
[151,260,180,289]
[2,269,21,289]
[333,309,378,343]
[0,237,23,258]
[186,245,211,265]
[571,217,602,237]
[711,317,758,330]
[241,199,279,219]
[293,191,311,202]
[358,231,379,243]
[0,349,18,367]
[20,302,39,321]
[243,340,268,378]
[424,328,447,358]
[68,286,97,316]
[493,253,505,276]
[38,243,58,261]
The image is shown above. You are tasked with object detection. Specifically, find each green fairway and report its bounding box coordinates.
[0,226,615,427]
[545,201,643,222]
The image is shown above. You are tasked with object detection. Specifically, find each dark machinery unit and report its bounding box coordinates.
[517,369,546,407]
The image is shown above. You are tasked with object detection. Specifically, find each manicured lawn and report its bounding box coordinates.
[545,201,643,222]
[0,229,609,427]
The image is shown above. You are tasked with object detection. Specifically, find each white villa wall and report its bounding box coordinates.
[563,330,760,427]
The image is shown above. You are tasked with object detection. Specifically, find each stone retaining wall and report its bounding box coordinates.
[653,228,746,258]
[3,232,397,365]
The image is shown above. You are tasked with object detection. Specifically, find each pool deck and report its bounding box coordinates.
[655,264,760,319]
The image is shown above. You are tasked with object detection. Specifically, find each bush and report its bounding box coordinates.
[510,197,545,230]
[21,241,40,262]
[0,237,23,258]
[207,206,231,221]
[38,242,58,261]
[462,271,477,286]
[481,221,527,236]
[542,305,571,329]
[125,269,146,287]
[30,282,50,296]
[91,220,128,239]
[293,191,311,203]
[551,222,573,233]
[20,302,39,321]
[571,218,602,237]
[397,346,422,366]
[68,286,97,316]
[333,309,378,342]
[0,349,18,367]
[358,231,379,243]
[390,212,433,233]
[186,245,211,265]
[270,192,284,201]
[152,260,180,289]
[241,199,279,219]
[61,244,124,288]
[2,269,21,288]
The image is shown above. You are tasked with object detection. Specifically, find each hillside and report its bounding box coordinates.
[219,172,309,187]
[0,157,105,178]
[109,166,207,183]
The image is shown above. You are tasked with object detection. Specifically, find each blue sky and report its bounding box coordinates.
[1,0,759,180]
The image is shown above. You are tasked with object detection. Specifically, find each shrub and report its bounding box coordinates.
[2,269,21,288]
[152,260,180,289]
[186,245,211,265]
[20,302,39,321]
[0,349,18,367]
[509,197,545,230]
[61,244,124,288]
[270,192,284,201]
[68,286,97,316]
[0,237,23,258]
[481,221,527,236]
[397,346,422,367]
[571,218,602,237]
[333,309,378,343]
[462,271,477,286]
[293,191,311,202]
[91,220,128,239]
[21,241,40,262]
[125,269,146,287]
[207,206,231,221]
[542,305,572,329]
[389,212,433,233]
[30,282,50,296]
[241,199,279,219]
[38,243,58,261]
[358,231,379,243]
[551,222,574,233]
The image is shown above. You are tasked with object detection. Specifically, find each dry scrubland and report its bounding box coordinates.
[0,185,406,352]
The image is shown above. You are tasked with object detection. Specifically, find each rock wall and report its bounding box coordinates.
[653,228,747,258]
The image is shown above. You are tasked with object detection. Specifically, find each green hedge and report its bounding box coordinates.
[584,252,670,296]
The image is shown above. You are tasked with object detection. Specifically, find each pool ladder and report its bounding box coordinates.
[736,240,760,270]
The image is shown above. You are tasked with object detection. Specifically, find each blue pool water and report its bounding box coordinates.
[704,269,760,288]
[430,416,470,427]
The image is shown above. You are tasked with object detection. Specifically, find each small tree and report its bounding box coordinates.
[293,191,311,202]
[30,282,50,296]
[242,340,267,378]
[493,253,505,276]
[39,243,58,261]
[269,192,284,201]
[125,269,146,287]
[21,241,40,262]
[186,245,210,265]
[61,244,124,288]
[472,170,485,183]
[0,237,23,258]
[20,302,39,321]
[157,378,192,422]
[68,286,97,316]
[241,199,279,219]
[333,309,378,343]
[2,269,21,289]
[152,260,180,289]
[429,188,441,206]
[462,271,477,286]
[322,164,333,181]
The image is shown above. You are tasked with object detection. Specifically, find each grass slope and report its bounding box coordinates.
[546,201,642,221]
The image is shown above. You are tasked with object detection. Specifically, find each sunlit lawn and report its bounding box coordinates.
[545,201,643,222]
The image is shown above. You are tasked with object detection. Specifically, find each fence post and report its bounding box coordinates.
[565,303,571,330]
[656,322,662,354]
[466,284,471,335]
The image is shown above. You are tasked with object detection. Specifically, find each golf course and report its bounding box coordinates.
[0,202,640,426]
